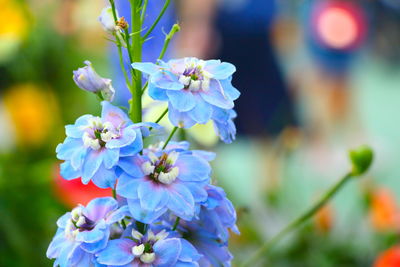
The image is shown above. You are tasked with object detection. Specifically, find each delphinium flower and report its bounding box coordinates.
[73,61,115,101]
[169,185,239,267]
[116,142,213,223]
[47,197,129,266]
[131,57,240,143]
[96,226,201,267]
[57,101,147,188]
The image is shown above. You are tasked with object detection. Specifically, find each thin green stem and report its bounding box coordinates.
[112,188,117,199]
[142,0,171,40]
[140,0,148,24]
[240,173,354,267]
[115,35,131,88]
[158,23,180,60]
[172,217,180,231]
[155,108,168,124]
[162,126,178,149]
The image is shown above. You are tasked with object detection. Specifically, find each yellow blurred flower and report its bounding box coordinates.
[0,0,28,62]
[3,84,58,146]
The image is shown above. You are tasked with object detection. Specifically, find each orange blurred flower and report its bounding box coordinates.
[3,84,58,146]
[374,246,400,267]
[314,204,334,233]
[369,188,400,231]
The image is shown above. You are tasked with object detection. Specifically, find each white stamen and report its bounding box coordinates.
[89,117,103,129]
[131,229,143,240]
[166,151,179,165]
[147,152,159,163]
[189,80,201,91]
[76,216,86,227]
[65,220,77,240]
[131,244,145,256]
[71,206,83,221]
[179,75,191,86]
[147,229,156,241]
[142,162,155,176]
[158,167,179,185]
[155,229,168,241]
[201,78,210,91]
[83,132,101,150]
[140,253,155,264]
[100,130,117,142]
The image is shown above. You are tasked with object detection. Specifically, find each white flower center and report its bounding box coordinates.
[180,60,211,92]
[141,152,180,185]
[82,118,120,150]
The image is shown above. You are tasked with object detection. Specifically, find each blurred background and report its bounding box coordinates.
[1,0,400,266]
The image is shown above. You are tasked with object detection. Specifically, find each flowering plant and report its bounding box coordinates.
[47,1,374,266]
[47,1,239,266]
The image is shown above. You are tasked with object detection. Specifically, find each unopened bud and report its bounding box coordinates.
[349,145,373,176]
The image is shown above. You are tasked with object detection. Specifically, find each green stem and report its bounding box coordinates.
[155,108,168,123]
[142,0,171,40]
[129,0,143,123]
[140,0,148,24]
[240,173,354,267]
[172,217,180,231]
[158,23,180,60]
[112,188,117,199]
[162,126,178,149]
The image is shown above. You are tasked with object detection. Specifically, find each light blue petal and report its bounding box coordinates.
[166,90,196,112]
[168,104,196,129]
[183,182,208,202]
[65,125,84,138]
[151,70,183,90]
[191,150,216,161]
[80,228,110,253]
[138,180,169,211]
[102,148,119,169]
[116,173,141,199]
[60,161,81,180]
[106,125,137,149]
[101,101,130,127]
[205,61,236,80]
[96,239,135,265]
[46,229,66,259]
[148,83,169,101]
[127,199,167,223]
[188,95,212,124]
[56,138,83,160]
[153,238,181,267]
[91,165,117,189]
[220,77,240,101]
[199,80,234,109]
[106,205,130,224]
[117,156,143,177]
[75,222,105,243]
[167,183,195,220]
[70,146,88,170]
[179,239,202,262]
[82,150,105,184]
[131,62,160,75]
[56,212,71,228]
[175,154,211,182]
[85,197,118,222]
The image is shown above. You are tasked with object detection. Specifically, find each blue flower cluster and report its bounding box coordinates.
[50,98,239,266]
[50,8,240,265]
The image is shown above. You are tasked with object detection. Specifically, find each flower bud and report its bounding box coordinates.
[72,61,115,101]
[349,145,373,176]
[98,7,116,33]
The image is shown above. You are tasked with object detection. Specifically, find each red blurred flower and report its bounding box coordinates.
[369,188,400,232]
[374,246,400,267]
[52,164,112,208]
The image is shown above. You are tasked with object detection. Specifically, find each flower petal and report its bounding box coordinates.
[148,83,169,101]
[153,238,181,267]
[167,183,195,220]
[91,164,117,188]
[151,70,183,90]
[101,101,130,128]
[168,104,196,129]
[200,80,234,109]
[204,61,236,80]
[116,173,141,199]
[131,62,160,75]
[166,90,196,112]
[188,95,212,124]
[127,199,167,223]
[84,197,118,222]
[96,239,135,265]
[138,180,169,211]
[175,154,211,182]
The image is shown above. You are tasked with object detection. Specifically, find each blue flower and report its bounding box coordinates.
[73,61,115,101]
[96,227,201,267]
[131,57,240,142]
[198,185,240,241]
[57,101,148,188]
[212,108,237,144]
[116,142,212,223]
[47,197,129,267]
